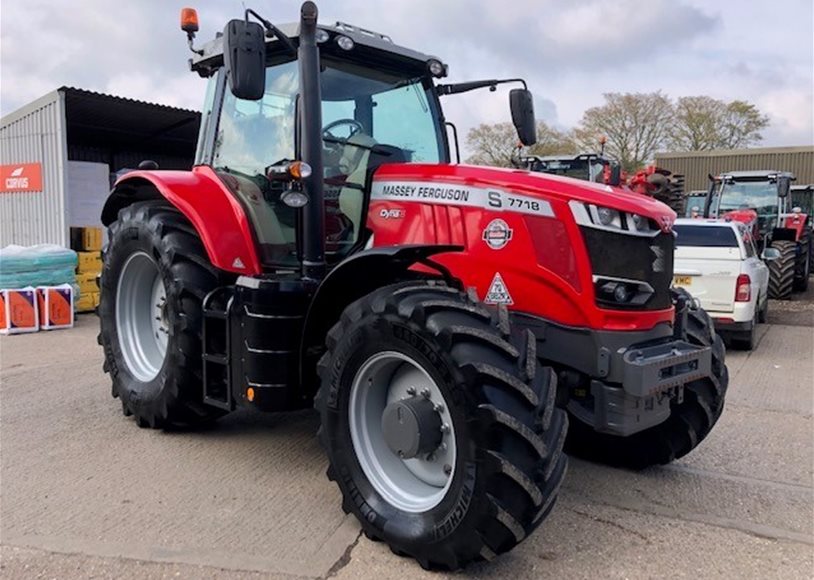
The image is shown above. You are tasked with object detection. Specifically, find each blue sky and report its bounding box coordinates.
[1,0,811,151]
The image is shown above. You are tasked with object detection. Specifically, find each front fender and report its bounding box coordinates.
[299,244,463,391]
[102,166,261,275]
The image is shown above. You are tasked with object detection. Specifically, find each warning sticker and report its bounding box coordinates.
[484,272,513,305]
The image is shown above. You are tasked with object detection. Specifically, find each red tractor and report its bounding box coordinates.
[97,3,728,570]
[704,170,810,298]
[519,154,687,214]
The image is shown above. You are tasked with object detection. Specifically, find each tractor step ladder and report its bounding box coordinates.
[202,286,235,410]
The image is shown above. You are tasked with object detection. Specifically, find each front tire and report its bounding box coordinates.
[315,282,568,570]
[565,288,728,469]
[98,201,226,429]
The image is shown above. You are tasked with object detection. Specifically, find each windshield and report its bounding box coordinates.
[716,180,778,215]
[674,225,739,247]
[209,56,445,267]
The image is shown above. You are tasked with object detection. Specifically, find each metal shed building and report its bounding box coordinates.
[0,87,200,247]
[655,146,814,192]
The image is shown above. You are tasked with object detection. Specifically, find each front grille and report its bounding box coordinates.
[580,227,674,310]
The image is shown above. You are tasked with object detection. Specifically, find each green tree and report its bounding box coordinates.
[465,121,576,167]
[671,96,769,150]
[574,92,674,172]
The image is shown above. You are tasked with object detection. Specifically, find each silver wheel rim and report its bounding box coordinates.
[349,351,456,513]
[116,252,168,382]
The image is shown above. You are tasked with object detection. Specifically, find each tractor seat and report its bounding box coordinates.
[338,135,406,239]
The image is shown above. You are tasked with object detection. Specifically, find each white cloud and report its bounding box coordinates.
[1,0,811,152]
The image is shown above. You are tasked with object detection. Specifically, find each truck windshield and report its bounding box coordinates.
[208,56,445,266]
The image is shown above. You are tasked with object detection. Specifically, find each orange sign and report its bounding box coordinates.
[1,163,43,193]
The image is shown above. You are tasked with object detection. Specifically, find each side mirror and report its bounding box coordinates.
[509,89,536,146]
[762,247,781,261]
[777,176,791,198]
[608,164,622,186]
[223,19,266,101]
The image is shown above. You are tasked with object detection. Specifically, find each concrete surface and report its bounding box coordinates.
[2,298,812,578]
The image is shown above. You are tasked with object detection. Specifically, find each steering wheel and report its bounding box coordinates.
[323,119,364,142]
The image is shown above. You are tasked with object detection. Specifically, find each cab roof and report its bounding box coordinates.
[717,170,796,181]
[190,20,443,77]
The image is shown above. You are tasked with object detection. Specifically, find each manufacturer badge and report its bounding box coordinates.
[482,219,513,250]
[484,272,514,305]
[379,208,405,220]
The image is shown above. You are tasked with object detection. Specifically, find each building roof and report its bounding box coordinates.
[58,87,200,155]
[656,145,814,159]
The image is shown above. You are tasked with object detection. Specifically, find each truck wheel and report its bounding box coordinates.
[757,293,768,323]
[98,201,226,428]
[793,231,810,291]
[731,304,756,351]
[768,240,796,299]
[315,281,568,570]
[565,289,728,469]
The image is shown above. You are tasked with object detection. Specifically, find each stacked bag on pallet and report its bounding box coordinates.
[71,227,103,312]
[0,244,78,334]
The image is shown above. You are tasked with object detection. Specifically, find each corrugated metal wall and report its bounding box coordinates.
[0,91,69,247]
[655,146,814,191]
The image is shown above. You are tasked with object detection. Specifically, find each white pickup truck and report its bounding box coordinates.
[672,218,773,350]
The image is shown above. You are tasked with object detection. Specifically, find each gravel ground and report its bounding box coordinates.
[1,287,812,579]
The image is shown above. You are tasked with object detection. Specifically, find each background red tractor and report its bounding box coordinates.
[704,170,810,298]
[519,152,687,214]
[97,2,728,569]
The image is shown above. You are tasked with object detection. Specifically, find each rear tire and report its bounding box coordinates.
[315,281,568,570]
[98,201,227,429]
[793,231,810,291]
[768,240,796,299]
[565,288,728,469]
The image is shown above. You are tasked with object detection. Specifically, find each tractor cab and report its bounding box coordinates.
[705,170,796,248]
[189,18,534,272]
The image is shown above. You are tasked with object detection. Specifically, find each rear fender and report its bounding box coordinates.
[776,213,809,241]
[772,221,806,243]
[102,166,261,275]
[299,244,463,393]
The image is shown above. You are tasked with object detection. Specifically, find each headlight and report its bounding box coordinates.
[336,35,355,50]
[630,213,649,231]
[569,201,658,236]
[595,206,620,227]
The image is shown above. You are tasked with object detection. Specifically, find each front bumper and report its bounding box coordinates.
[512,311,713,437]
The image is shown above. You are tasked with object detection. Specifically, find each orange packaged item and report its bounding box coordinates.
[0,288,40,335]
[36,285,75,330]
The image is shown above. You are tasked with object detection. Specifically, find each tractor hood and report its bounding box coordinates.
[372,163,677,230]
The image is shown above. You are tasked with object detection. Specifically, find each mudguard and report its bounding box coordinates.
[299,244,462,389]
[101,166,262,275]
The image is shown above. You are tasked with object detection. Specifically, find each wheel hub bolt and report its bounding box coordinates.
[440,423,451,434]
[420,388,431,399]
[444,464,452,475]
